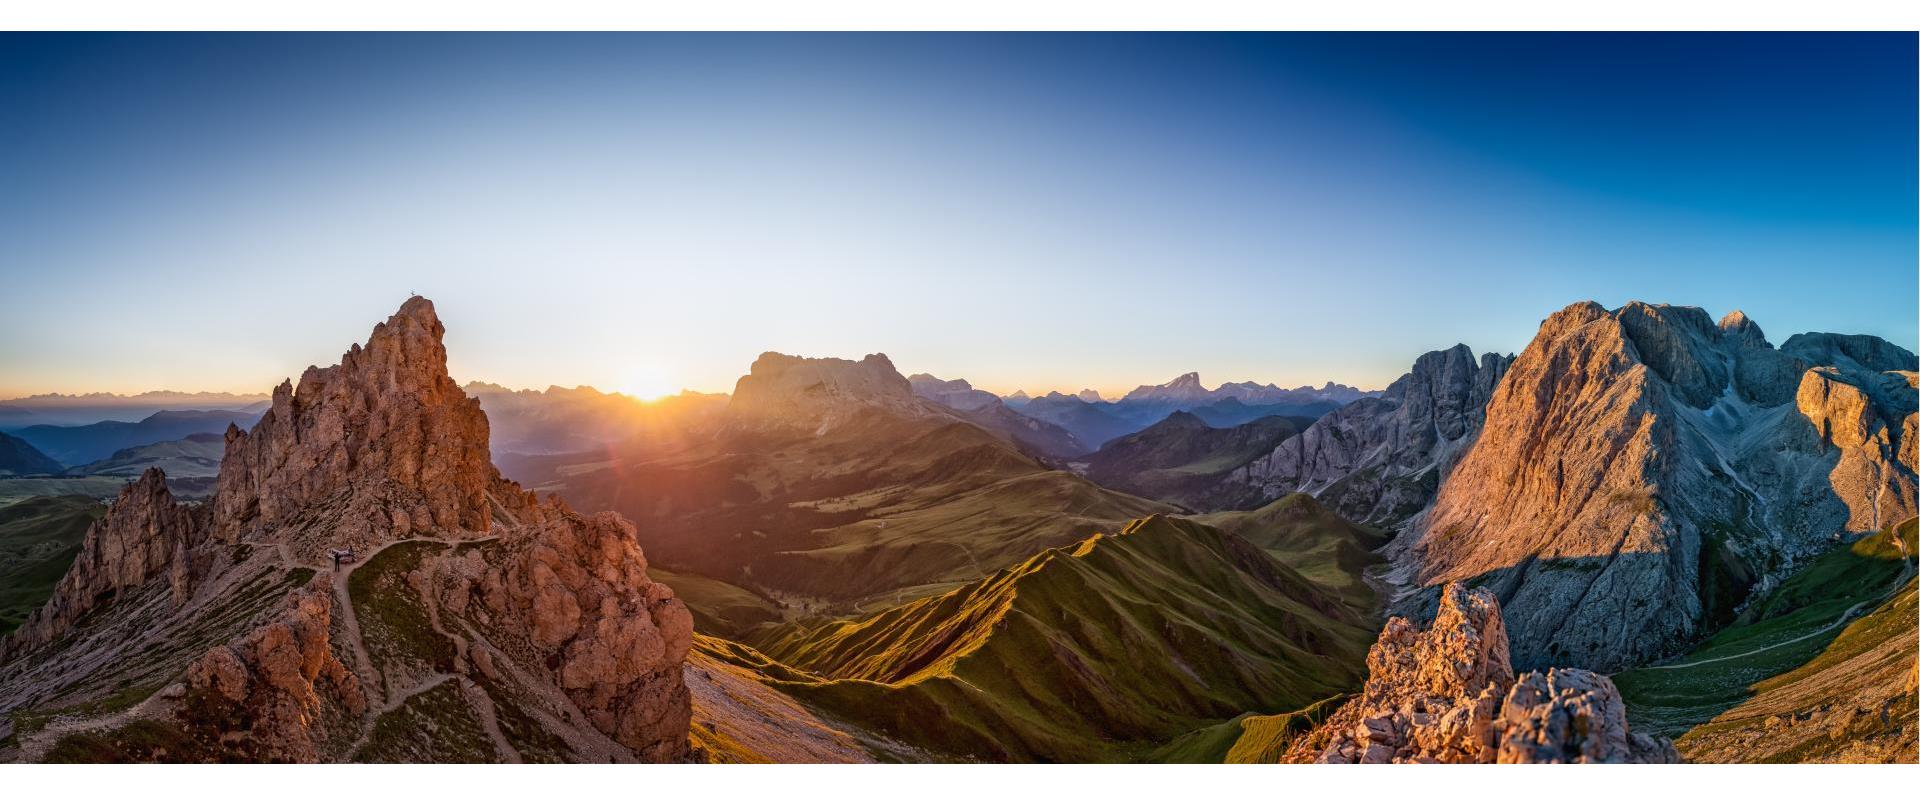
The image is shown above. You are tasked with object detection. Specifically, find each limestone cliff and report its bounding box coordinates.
[1401,302,1917,671]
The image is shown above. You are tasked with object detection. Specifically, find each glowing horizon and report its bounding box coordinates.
[3,34,1914,402]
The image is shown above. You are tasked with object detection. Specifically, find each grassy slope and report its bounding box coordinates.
[1079,414,1304,510]
[0,495,106,636]
[1617,519,1916,760]
[555,407,1172,611]
[1190,492,1387,608]
[743,515,1376,761]
[70,434,224,479]
[0,477,127,509]
[649,567,782,640]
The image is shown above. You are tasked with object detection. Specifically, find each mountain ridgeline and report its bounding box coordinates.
[0,297,1912,764]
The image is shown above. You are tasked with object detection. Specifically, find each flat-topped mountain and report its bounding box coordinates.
[727,352,923,430]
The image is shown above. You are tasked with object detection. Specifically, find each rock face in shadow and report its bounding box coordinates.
[211,296,496,560]
[1401,302,1917,671]
[1224,344,1513,527]
[3,468,206,655]
[1285,584,1678,764]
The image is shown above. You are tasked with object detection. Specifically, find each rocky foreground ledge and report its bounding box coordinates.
[1284,583,1680,763]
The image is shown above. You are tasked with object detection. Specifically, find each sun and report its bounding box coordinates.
[617,365,678,401]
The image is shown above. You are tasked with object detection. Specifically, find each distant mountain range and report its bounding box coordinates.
[999,374,1375,450]
[0,391,268,429]
[5,409,263,469]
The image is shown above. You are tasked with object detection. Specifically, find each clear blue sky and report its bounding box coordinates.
[1,33,1913,399]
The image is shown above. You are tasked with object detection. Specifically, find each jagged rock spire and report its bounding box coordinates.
[210,296,496,557]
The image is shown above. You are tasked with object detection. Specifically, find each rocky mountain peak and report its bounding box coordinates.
[4,467,206,655]
[1717,309,1768,347]
[210,296,494,557]
[1,296,696,762]
[1409,301,1917,671]
[1285,584,1677,763]
[1077,389,1103,402]
[1121,371,1212,403]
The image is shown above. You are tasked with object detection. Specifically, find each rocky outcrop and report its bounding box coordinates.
[1225,344,1512,526]
[430,507,695,761]
[3,468,205,656]
[177,576,365,763]
[1403,301,1917,671]
[1285,584,1677,764]
[212,296,496,559]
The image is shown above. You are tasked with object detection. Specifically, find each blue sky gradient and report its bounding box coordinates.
[1,33,1913,398]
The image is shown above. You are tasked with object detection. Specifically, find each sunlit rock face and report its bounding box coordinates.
[1284,584,1679,764]
[1,296,696,762]
[212,296,497,560]
[726,351,927,432]
[1399,301,1917,671]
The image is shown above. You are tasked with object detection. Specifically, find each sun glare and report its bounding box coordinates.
[618,365,678,401]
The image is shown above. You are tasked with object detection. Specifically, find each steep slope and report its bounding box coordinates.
[0,297,694,763]
[1190,493,1387,607]
[1222,344,1512,523]
[0,432,62,477]
[535,352,1172,612]
[9,410,263,469]
[1401,302,1917,671]
[1616,519,1916,762]
[748,515,1378,761]
[1079,412,1312,510]
[0,496,105,637]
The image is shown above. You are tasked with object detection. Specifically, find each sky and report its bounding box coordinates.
[0,33,1914,400]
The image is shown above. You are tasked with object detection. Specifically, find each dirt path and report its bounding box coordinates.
[343,671,455,759]
[1638,601,1873,671]
[14,691,170,761]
